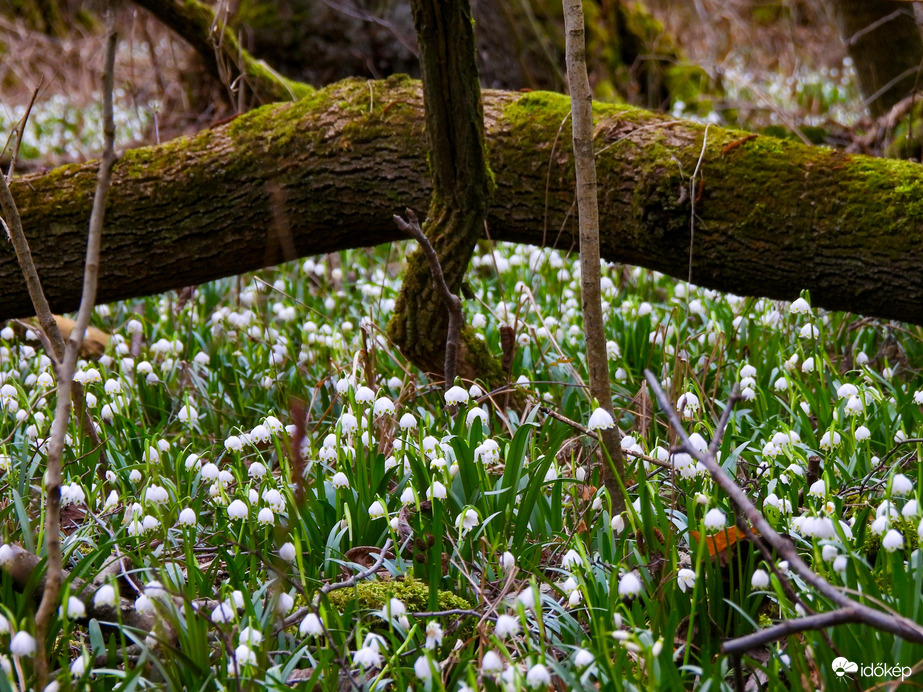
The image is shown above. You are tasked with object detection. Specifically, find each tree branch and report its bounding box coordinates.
[394,210,463,389]
[563,0,627,514]
[33,8,119,686]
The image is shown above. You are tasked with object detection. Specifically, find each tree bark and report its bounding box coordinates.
[388,0,495,383]
[564,0,627,513]
[830,0,923,117]
[4,76,923,327]
[132,0,313,106]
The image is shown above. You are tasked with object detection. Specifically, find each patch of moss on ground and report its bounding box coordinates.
[324,576,476,641]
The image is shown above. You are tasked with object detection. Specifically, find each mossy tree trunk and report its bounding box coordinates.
[830,0,923,117]
[5,78,923,328]
[387,0,496,384]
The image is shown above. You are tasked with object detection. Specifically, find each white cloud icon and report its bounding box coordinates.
[831,657,858,676]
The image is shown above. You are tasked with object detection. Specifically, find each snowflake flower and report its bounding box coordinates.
[703,508,726,532]
[587,407,614,431]
[227,500,248,520]
[883,529,904,552]
[677,568,696,593]
[751,569,770,589]
[618,572,642,598]
[494,614,520,638]
[444,386,469,406]
[526,663,551,688]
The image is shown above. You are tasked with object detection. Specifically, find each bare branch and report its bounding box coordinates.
[320,538,394,595]
[33,6,119,686]
[394,210,463,390]
[562,0,627,514]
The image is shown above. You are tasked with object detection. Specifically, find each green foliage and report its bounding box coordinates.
[2,242,923,689]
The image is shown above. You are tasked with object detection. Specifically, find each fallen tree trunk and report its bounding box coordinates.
[4,75,923,324]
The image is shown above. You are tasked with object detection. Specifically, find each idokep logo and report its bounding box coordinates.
[832,657,858,677]
[831,657,912,681]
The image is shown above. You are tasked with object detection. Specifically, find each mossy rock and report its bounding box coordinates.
[324,577,477,640]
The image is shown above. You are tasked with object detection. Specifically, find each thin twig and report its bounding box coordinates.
[538,405,671,469]
[689,123,710,284]
[320,538,394,595]
[5,84,40,182]
[394,209,463,390]
[33,7,119,687]
[643,369,923,657]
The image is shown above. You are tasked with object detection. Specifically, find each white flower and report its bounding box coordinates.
[135,594,156,616]
[836,383,858,399]
[618,572,642,598]
[399,412,417,430]
[355,386,375,404]
[299,613,324,637]
[790,297,812,315]
[677,568,696,593]
[517,587,536,610]
[427,481,447,500]
[424,620,443,649]
[144,485,169,504]
[414,655,438,681]
[368,500,386,520]
[279,542,297,562]
[257,508,274,525]
[339,413,358,434]
[10,631,36,657]
[819,431,841,449]
[822,545,839,562]
[891,474,913,496]
[808,480,826,498]
[444,386,469,405]
[63,596,85,620]
[275,592,294,614]
[352,646,382,668]
[177,404,198,423]
[224,435,243,452]
[94,584,116,608]
[914,390,923,405]
[501,551,516,572]
[799,323,819,339]
[331,472,350,489]
[833,555,848,572]
[227,500,248,519]
[455,508,480,534]
[373,397,394,418]
[751,569,770,589]
[587,407,615,431]
[104,378,122,395]
[611,514,625,534]
[801,357,815,373]
[494,614,520,638]
[883,529,905,552]
[561,549,581,570]
[526,663,551,688]
[482,650,504,672]
[870,515,889,535]
[843,395,863,416]
[855,426,871,441]
[703,508,726,532]
[250,424,271,444]
[677,392,700,417]
[466,407,489,427]
[174,508,195,527]
[574,648,594,668]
